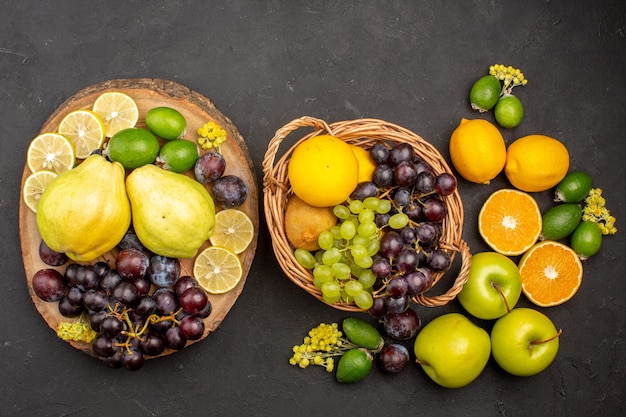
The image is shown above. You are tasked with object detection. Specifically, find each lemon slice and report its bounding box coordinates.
[23,170,58,213]
[193,246,243,294]
[58,109,106,159]
[209,209,254,254]
[26,132,76,173]
[92,92,139,137]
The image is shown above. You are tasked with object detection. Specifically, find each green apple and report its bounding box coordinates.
[414,313,491,388]
[457,252,522,320]
[491,308,561,376]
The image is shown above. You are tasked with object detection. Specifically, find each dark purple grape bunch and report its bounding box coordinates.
[364,141,458,317]
[32,238,213,371]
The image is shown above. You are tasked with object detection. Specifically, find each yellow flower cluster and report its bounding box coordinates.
[56,320,97,344]
[583,188,617,235]
[489,64,528,93]
[197,121,227,151]
[289,322,353,373]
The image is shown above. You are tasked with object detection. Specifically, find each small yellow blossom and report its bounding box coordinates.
[288,322,358,373]
[583,188,617,235]
[489,64,528,94]
[197,121,227,151]
[56,320,97,344]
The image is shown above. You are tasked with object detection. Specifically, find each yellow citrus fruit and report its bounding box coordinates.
[22,170,58,213]
[504,134,569,192]
[58,109,106,159]
[209,209,255,254]
[193,246,243,294]
[288,134,359,207]
[449,118,506,184]
[350,144,376,183]
[26,132,76,174]
[478,189,542,256]
[92,92,139,137]
[518,240,583,307]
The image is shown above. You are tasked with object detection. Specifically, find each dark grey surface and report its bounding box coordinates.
[2,1,625,416]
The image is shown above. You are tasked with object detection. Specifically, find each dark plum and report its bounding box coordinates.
[212,175,248,208]
[116,248,149,280]
[148,255,180,287]
[384,308,421,340]
[379,343,410,373]
[194,151,226,184]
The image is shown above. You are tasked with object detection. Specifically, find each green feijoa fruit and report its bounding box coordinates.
[554,171,593,203]
[494,94,524,129]
[146,107,187,140]
[107,127,160,169]
[570,221,603,260]
[469,75,502,112]
[156,139,199,173]
[342,317,384,350]
[336,348,373,384]
[541,203,583,241]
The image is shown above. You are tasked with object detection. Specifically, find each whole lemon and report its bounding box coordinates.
[449,118,507,184]
[288,135,359,207]
[350,144,376,183]
[505,135,569,192]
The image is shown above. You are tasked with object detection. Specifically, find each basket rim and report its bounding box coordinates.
[262,116,470,312]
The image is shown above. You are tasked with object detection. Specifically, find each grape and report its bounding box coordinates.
[179,287,209,315]
[396,249,420,273]
[100,270,123,294]
[195,299,213,319]
[377,199,391,214]
[394,160,417,187]
[92,334,117,358]
[363,197,381,211]
[372,164,394,188]
[134,294,157,318]
[88,310,107,332]
[389,143,414,166]
[388,212,409,229]
[83,289,108,312]
[402,203,423,222]
[121,347,145,371]
[102,352,123,369]
[384,308,421,340]
[422,197,448,222]
[75,265,100,291]
[32,269,66,302]
[333,205,351,219]
[386,295,409,314]
[313,264,333,287]
[369,142,389,164]
[415,222,438,246]
[405,268,433,295]
[112,281,139,307]
[153,287,179,315]
[350,181,378,201]
[379,231,403,258]
[92,261,111,278]
[331,263,352,280]
[358,269,376,289]
[294,248,317,270]
[340,221,357,240]
[139,332,165,356]
[427,249,451,272]
[148,255,180,287]
[400,226,417,245]
[322,247,342,266]
[413,159,433,175]
[133,276,151,296]
[58,296,83,317]
[379,344,410,373]
[101,316,124,338]
[116,248,149,280]
[65,286,85,307]
[375,213,390,228]
[38,240,68,266]
[393,188,412,207]
[348,200,364,214]
[386,276,409,298]
[212,175,248,208]
[118,226,145,252]
[372,257,392,279]
[179,315,205,340]
[368,296,387,317]
[414,171,436,194]
[321,281,341,299]
[354,255,373,269]
[354,290,374,310]
[150,319,175,335]
[344,280,364,297]
[435,172,457,196]
[164,327,187,350]
[63,264,81,288]
[174,275,199,297]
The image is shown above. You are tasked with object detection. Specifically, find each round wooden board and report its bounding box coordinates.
[19,79,259,359]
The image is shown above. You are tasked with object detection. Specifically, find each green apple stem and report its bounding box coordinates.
[491,282,511,313]
[531,329,563,346]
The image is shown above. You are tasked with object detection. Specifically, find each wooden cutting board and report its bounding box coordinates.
[19,78,258,358]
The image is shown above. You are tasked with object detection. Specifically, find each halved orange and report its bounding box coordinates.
[478,189,542,256]
[518,240,583,307]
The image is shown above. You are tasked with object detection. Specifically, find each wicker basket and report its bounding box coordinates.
[262,116,471,312]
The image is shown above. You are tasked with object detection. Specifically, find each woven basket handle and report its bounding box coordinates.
[262,116,333,193]
[413,239,472,307]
